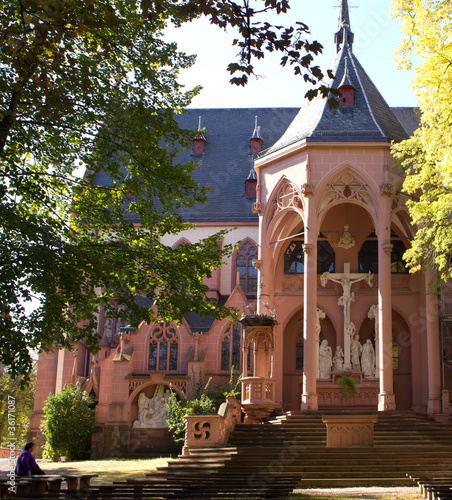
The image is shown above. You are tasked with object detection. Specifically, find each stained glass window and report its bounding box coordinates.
[148,324,178,372]
[235,239,258,295]
[221,324,242,372]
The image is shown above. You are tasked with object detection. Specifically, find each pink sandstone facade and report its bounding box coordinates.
[29,1,452,457]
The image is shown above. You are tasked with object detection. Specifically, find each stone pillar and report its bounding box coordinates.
[301,212,318,410]
[377,199,396,411]
[425,272,442,414]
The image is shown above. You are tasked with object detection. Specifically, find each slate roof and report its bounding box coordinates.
[92,104,417,224]
[172,108,299,223]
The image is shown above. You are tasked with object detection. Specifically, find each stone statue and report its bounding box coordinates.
[338,224,355,249]
[320,263,373,371]
[332,345,344,372]
[104,318,113,341]
[319,339,333,379]
[133,385,171,429]
[361,339,376,377]
[350,334,362,371]
[368,303,380,375]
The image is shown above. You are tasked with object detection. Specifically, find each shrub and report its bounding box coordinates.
[42,384,95,461]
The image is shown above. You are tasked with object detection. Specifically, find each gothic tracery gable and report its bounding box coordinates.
[319,171,376,215]
[265,178,304,230]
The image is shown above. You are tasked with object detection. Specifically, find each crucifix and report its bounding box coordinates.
[320,263,374,370]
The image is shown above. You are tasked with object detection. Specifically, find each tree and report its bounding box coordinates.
[0,363,36,446]
[391,0,452,285]
[42,384,95,461]
[0,0,332,379]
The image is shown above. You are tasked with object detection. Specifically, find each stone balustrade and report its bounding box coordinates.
[183,396,241,455]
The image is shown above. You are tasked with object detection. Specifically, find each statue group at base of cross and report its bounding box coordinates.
[317,263,379,379]
[319,335,376,379]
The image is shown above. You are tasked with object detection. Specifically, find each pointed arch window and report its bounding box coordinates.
[234,239,258,295]
[221,323,242,372]
[148,323,178,372]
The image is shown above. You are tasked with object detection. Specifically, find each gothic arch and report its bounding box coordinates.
[264,176,305,232]
[316,165,379,225]
[172,237,191,249]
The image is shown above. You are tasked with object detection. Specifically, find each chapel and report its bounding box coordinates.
[29,0,452,457]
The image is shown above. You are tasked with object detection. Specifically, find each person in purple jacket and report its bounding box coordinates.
[15,442,45,477]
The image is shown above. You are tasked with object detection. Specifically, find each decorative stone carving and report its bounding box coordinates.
[367,304,379,375]
[319,172,376,213]
[320,263,373,370]
[252,259,261,271]
[133,385,171,429]
[380,181,394,196]
[252,202,263,214]
[104,318,113,342]
[383,243,393,255]
[350,334,362,371]
[361,339,376,378]
[322,415,378,447]
[319,339,333,379]
[332,346,344,372]
[338,224,355,249]
[316,308,326,378]
[301,182,315,196]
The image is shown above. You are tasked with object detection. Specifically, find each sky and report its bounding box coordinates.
[164,0,417,109]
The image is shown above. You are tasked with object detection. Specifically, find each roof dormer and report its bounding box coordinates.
[250,116,263,155]
[193,116,206,155]
[338,56,355,107]
[245,167,257,197]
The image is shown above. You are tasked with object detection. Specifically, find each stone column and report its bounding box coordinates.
[301,212,319,410]
[377,199,396,411]
[425,272,442,414]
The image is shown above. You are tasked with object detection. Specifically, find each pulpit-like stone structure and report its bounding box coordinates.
[240,315,279,423]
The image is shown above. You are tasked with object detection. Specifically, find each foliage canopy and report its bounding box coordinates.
[392,0,452,285]
[0,0,332,378]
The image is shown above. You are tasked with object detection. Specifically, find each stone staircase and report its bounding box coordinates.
[136,411,452,498]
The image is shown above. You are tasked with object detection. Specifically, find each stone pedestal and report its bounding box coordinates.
[322,415,378,448]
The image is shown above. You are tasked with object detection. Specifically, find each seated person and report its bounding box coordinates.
[15,442,45,477]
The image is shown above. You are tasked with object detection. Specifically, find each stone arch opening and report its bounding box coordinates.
[282,307,335,411]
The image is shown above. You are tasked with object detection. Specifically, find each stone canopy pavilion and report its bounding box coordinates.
[30,0,452,457]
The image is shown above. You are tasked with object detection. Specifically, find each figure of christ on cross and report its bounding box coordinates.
[320,263,374,370]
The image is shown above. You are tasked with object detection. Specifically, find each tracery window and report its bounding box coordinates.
[234,239,257,295]
[148,323,178,372]
[221,323,242,372]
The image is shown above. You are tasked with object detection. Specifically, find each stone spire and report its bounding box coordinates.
[334,0,354,52]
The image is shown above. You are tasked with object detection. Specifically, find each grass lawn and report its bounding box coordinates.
[9,458,420,500]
